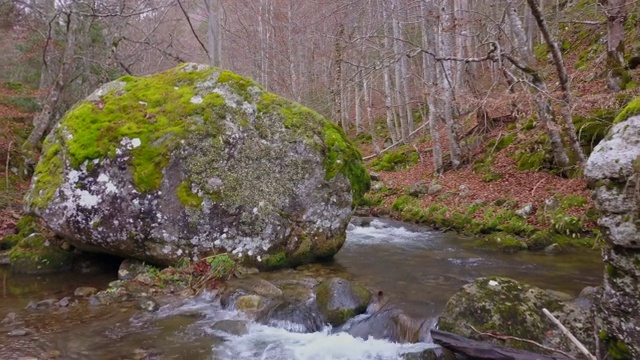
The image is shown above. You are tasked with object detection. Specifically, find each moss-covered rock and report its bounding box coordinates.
[438,277,594,356]
[315,277,371,326]
[474,233,528,252]
[9,233,74,274]
[25,64,369,270]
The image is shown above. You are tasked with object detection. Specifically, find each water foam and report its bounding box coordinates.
[212,323,437,360]
[346,219,430,246]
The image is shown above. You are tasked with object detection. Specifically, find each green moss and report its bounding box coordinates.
[323,121,370,204]
[262,251,289,269]
[0,234,21,250]
[475,233,528,252]
[614,96,640,123]
[370,146,419,171]
[559,195,588,209]
[176,180,203,208]
[9,234,74,274]
[534,43,549,62]
[29,138,64,210]
[391,195,418,211]
[487,134,515,152]
[573,109,614,155]
[599,330,632,359]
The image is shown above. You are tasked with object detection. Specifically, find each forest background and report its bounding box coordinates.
[0,0,639,250]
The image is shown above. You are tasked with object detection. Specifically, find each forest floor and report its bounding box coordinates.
[0,83,37,238]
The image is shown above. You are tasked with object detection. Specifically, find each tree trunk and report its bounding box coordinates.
[206,0,222,67]
[25,11,77,152]
[389,0,408,143]
[526,0,586,167]
[505,0,570,169]
[439,0,461,168]
[421,0,443,174]
[332,24,345,124]
[600,0,629,91]
[364,78,381,154]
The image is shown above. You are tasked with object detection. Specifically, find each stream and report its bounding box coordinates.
[0,217,603,360]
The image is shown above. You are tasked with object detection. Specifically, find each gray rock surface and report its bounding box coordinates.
[585,113,640,358]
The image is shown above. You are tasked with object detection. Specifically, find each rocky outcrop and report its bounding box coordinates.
[438,277,596,358]
[585,111,640,359]
[25,64,369,270]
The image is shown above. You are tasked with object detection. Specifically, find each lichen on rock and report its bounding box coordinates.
[25,63,369,270]
[438,276,596,357]
[585,113,640,359]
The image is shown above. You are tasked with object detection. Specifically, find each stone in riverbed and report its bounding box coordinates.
[24,64,369,270]
[74,287,98,297]
[315,277,371,327]
[210,320,249,336]
[438,276,595,358]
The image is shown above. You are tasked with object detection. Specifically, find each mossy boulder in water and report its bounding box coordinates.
[585,112,640,359]
[438,277,596,357]
[24,64,369,270]
[315,277,371,326]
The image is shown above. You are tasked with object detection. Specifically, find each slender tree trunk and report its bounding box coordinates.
[332,24,345,124]
[25,11,77,152]
[364,78,381,153]
[206,0,221,66]
[389,0,408,143]
[381,4,399,143]
[600,0,628,91]
[439,0,461,168]
[505,0,570,169]
[421,0,443,174]
[526,0,586,167]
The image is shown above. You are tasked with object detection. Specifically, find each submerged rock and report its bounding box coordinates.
[25,64,369,270]
[585,112,640,358]
[315,277,371,326]
[438,276,595,357]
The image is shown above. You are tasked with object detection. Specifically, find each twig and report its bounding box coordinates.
[542,308,597,360]
[469,325,576,359]
[5,141,12,191]
[531,178,545,196]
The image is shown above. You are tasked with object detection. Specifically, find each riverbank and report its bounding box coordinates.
[354,124,602,253]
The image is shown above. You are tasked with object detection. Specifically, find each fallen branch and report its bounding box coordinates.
[469,325,576,360]
[542,308,597,360]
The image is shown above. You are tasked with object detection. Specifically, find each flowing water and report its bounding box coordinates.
[0,218,603,360]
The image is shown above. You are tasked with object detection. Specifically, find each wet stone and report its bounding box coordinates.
[7,329,28,337]
[74,287,98,297]
[211,320,249,336]
[137,296,160,312]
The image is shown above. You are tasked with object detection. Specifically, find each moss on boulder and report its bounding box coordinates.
[9,233,74,274]
[25,64,369,269]
[438,277,595,356]
[315,277,371,326]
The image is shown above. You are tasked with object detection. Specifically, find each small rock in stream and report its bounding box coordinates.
[211,320,249,336]
[1,312,18,324]
[138,296,160,312]
[7,329,28,337]
[74,286,98,297]
[58,297,71,307]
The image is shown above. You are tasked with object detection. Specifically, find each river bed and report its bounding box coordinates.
[0,217,603,360]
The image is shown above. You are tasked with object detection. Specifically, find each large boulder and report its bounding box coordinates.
[25,64,369,270]
[585,110,640,359]
[438,277,596,357]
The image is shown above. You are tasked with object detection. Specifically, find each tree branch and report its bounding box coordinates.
[176,0,209,59]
